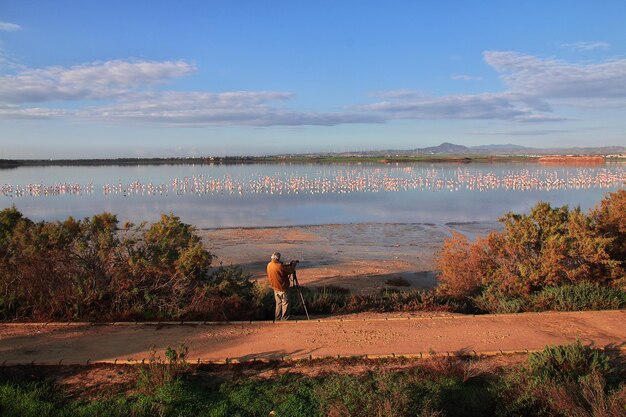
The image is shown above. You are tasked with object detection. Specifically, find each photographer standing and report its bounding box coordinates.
[266,252,295,321]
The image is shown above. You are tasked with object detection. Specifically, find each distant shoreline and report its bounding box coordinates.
[3,154,625,168]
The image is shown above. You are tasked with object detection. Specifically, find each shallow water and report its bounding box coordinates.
[0,162,624,227]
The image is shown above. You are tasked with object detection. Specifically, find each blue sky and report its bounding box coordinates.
[1,1,625,158]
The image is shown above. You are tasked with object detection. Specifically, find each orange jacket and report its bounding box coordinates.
[267,259,294,292]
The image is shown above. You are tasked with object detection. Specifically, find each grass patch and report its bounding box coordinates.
[530,282,626,312]
[527,340,613,383]
[471,283,626,314]
[1,345,624,417]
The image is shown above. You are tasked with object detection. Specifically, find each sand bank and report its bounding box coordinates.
[199,222,500,293]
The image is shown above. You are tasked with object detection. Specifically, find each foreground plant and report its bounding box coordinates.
[0,209,256,321]
[436,190,626,313]
[2,342,623,417]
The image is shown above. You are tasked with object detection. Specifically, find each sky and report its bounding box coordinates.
[1,0,625,158]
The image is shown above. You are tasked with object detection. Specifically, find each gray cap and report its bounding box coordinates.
[271,252,281,260]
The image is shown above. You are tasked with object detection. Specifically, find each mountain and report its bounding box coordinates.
[417,142,470,154]
[407,143,626,156]
[312,142,626,158]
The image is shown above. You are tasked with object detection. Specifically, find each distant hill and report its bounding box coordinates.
[417,142,470,154]
[405,143,626,156]
[2,143,624,168]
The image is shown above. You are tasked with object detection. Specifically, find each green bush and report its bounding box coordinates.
[491,344,625,417]
[137,344,189,395]
[299,287,349,315]
[472,283,626,314]
[488,368,547,417]
[0,382,57,417]
[346,288,454,313]
[527,341,613,383]
[530,282,626,312]
[1,347,623,417]
[472,287,528,314]
[217,377,287,416]
[0,209,262,322]
[277,287,457,317]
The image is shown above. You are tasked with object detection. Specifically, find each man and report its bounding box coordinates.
[266,252,295,321]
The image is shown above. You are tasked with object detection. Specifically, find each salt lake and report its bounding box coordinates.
[1,162,624,228]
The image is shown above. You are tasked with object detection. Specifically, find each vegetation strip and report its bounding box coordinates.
[1,189,624,323]
[3,308,624,327]
[4,345,626,367]
[1,341,624,416]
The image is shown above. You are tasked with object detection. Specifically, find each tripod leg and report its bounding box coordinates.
[297,287,310,320]
[292,272,310,320]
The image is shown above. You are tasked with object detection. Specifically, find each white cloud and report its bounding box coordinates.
[0,59,196,104]
[83,91,383,126]
[560,41,609,51]
[362,93,524,120]
[3,51,626,126]
[0,59,384,126]
[0,104,70,119]
[0,82,382,127]
[0,22,21,32]
[365,51,626,123]
[451,74,483,81]
[361,92,565,122]
[483,51,626,99]
[0,60,384,126]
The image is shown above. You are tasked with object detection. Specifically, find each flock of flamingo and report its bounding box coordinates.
[1,167,624,198]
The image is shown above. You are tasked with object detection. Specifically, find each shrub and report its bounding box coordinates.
[530,282,626,312]
[591,189,626,283]
[137,344,189,395]
[2,348,622,417]
[217,378,278,416]
[527,341,613,384]
[492,343,626,417]
[112,213,214,320]
[0,209,223,321]
[186,265,257,321]
[0,212,121,320]
[317,373,415,416]
[472,288,528,314]
[536,371,626,417]
[493,203,618,295]
[322,285,351,295]
[436,232,493,298]
[300,287,347,315]
[341,288,455,314]
[436,192,625,311]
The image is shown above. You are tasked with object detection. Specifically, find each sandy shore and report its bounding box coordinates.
[199,222,500,293]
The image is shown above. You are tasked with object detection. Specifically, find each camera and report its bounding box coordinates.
[289,259,300,267]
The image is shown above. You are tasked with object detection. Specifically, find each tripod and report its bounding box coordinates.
[290,266,310,320]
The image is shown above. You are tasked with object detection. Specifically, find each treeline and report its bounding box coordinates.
[0,210,260,321]
[0,156,268,168]
[437,189,625,313]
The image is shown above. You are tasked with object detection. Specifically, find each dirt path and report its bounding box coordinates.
[1,311,624,365]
